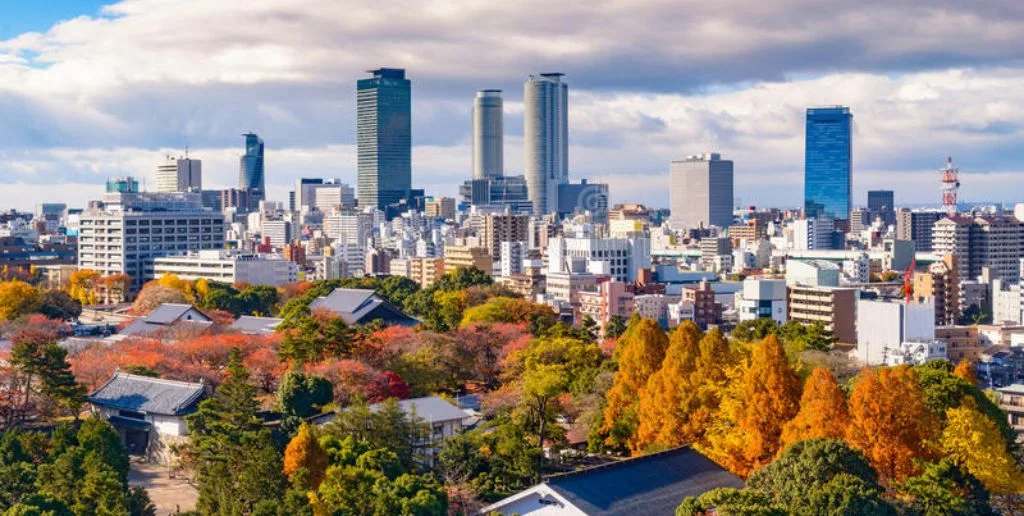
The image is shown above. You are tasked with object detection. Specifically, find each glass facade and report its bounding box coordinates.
[867,189,895,226]
[239,133,265,202]
[357,68,411,211]
[804,107,852,221]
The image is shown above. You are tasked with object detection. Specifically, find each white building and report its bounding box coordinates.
[524,73,568,216]
[634,294,675,324]
[155,157,202,193]
[786,259,841,287]
[313,181,356,211]
[855,299,945,366]
[992,276,1023,325]
[842,252,870,283]
[547,234,651,283]
[669,152,734,231]
[153,250,297,286]
[78,192,225,292]
[262,220,292,248]
[792,216,834,250]
[736,278,787,324]
[500,241,527,277]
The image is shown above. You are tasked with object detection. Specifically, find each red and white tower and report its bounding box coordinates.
[940,156,960,215]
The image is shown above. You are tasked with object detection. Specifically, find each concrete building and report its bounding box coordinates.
[578,280,635,332]
[482,213,530,258]
[785,259,841,287]
[787,285,857,344]
[556,180,610,223]
[842,253,870,283]
[312,181,356,211]
[896,209,945,251]
[669,153,734,230]
[473,89,504,180]
[524,73,568,215]
[792,216,835,250]
[935,326,982,363]
[500,241,527,277]
[293,178,323,212]
[993,276,1024,325]
[443,245,492,275]
[155,157,202,193]
[545,271,601,306]
[933,215,1024,283]
[736,278,787,324]
[78,192,225,292]
[423,197,456,220]
[261,220,292,248]
[683,279,721,329]
[700,237,732,271]
[855,299,944,366]
[153,250,297,286]
[913,254,960,326]
[547,234,651,283]
[389,257,444,288]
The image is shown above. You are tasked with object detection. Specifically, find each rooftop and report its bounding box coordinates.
[89,372,206,416]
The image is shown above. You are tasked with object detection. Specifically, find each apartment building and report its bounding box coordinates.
[787,285,858,344]
[913,253,960,326]
[482,213,531,258]
[153,250,297,286]
[443,245,493,275]
[935,326,982,362]
[933,215,1024,283]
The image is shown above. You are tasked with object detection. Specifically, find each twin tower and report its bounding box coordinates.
[473,73,569,216]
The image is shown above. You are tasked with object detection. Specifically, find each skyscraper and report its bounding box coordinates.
[240,133,265,202]
[156,157,202,193]
[669,153,734,230]
[867,189,895,227]
[473,89,504,180]
[804,107,852,224]
[524,73,568,216]
[357,68,412,211]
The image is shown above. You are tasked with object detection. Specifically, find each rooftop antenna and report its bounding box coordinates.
[940,157,960,216]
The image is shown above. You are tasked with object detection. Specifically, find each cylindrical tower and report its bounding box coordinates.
[524,73,568,216]
[473,90,504,180]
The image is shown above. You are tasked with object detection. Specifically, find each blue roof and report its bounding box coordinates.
[308,288,417,326]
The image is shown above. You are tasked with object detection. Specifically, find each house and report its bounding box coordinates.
[229,315,283,335]
[88,372,207,465]
[997,384,1024,438]
[311,396,470,463]
[481,446,742,516]
[308,288,418,326]
[119,303,213,338]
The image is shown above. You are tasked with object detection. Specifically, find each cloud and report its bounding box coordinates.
[2,1,1024,210]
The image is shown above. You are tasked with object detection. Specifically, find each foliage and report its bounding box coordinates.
[846,366,937,484]
[730,318,780,342]
[277,371,333,418]
[0,281,41,322]
[604,315,628,339]
[941,399,1024,494]
[278,277,420,325]
[779,367,849,450]
[37,290,82,321]
[894,459,993,515]
[5,325,87,425]
[322,398,427,472]
[284,423,328,489]
[459,297,558,329]
[600,317,669,451]
[279,311,361,364]
[436,423,539,502]
[677,488,783,515]
[131,283,187,315]
[700,335,801,477]
[952,360,977,385]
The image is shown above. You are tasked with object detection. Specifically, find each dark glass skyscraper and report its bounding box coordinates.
[239,133,265,203]
[357,68,411,211]
[867,189,895,226]
[804,107,852,222]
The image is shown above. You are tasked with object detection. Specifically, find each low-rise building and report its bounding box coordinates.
[785,259,841,287]
[997,385,1024,438]
[855,299,944,366]
[443,245,492,275]
[735,278,787,324]
[682,279,721,329]
[787,285,857,344]
[935,326,982,363]
[153,249,298,286]
[578,280,635,332]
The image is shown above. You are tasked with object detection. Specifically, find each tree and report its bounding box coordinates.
[952,360,977,385]
[633,322,703,452]
[68,270,101,305]
[280,312,360,364]
[283,423,328,489]
[731,318,780,342]
[779,367,849,450]
[941,399,1024,494]
[132,283,187,315]
[700,335,801,477]
[846,366,937,484]
[677,488,783,515]
[276,371,333,418]
[895,459,993,515]
[747,439,885,512]
[323,398,426,471]
[604,315,628,339]
[0,281,40,322]
[519,363,568,482]
[600,318,668,451]
[37,290,82,321]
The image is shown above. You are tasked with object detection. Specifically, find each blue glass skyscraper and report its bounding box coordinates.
[804,107,852,222]
[357,68,411,211]
[239,133,265,202]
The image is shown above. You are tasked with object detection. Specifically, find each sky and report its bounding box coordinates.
[2,0,1024,211]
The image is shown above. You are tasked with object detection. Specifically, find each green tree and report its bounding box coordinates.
[276,371,333,418]
[677,488,783,515]
[895,459,993,515]
[604,315,628,339]
[731,318,780,342]
[519,364,569,482]
[279,313,360,364]
[322,398,426,471]
[37,290,82,321]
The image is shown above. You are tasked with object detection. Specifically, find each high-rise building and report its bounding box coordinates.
[482,213,531,258]
[156,157,202,193]
[239,133,265,202]
[557,180,610,224]
[896,209,945,251]
[312,181,356,211]
[106,176,139,194]
[473,90,503,180]
[357,68,412,211]
[293,178,323,212]
[914,253,961,326]
[669,152,734,230]
[932,215,1024,283]
[867,190,895,227]
[460,175,532,214]
[805,107,853,224]
[524,73,568,215]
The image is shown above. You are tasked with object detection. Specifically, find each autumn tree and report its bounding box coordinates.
[846,366,937,484]
[600,318,669,451]
[68,270,101,305]
[953,360,978,385]
[0,281,41,322]
[283,423,328,489]
[132,283,187,315]
[941,399,1024,494]
[700,335,801,477]
[519,363,569,482]
[779,367,849,450]
[633,321,703,452]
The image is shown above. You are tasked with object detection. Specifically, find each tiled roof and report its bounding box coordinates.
[88,372,206,416]
[308,288,417,326]
[230,315,283,335]
[119,304,213,337]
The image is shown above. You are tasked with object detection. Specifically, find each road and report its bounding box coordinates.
[128,461,198,515]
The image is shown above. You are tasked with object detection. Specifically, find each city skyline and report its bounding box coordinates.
[3,2,1024,210]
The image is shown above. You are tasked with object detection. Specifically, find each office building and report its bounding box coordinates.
[324,211,374,247]
[262,220,292,248]
[896,209,944,251]
[220,188,255,214]
[424,197,456,220]
[357,68,412,211]
[153,250,297,286]
[482,213,531,258]
[106,176,139,194]
[156,157,202,193]
[867,190,895,227]
[792,216,835,250]
[293,178,323,211]
[313,181,356,211]
[933,215,1024,283]
[804,107,853,224]
[77,192,225,292]
[913,254,960,326]
[524,73,568,215]
[239,133,265,202]
[669,153,734,230]
[460,175,532,214]
[473,90,504,180]
[557,181,610,223]
[856,299,944,366]
[547,234,651,283]
[787,285,857,344]
[736,278,787,324]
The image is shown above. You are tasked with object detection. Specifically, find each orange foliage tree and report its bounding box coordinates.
[699,335,801,477]
[952,360,978,385]
[283,422,328,489]
[633,321,703,453]
[846,366,937,484]
[600,318,669,451]
[779,367,849,451]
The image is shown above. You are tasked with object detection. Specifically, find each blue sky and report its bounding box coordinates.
[1,0,1024,210]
